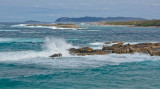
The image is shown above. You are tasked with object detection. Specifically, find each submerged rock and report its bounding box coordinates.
[105,42,111,44]
[50,53,62,58]
[104,41,124,44]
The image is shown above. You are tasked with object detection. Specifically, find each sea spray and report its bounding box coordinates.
[0,37,76,61]
[42,37,77,56]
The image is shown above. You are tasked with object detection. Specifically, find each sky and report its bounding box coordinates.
[0,0,160,22]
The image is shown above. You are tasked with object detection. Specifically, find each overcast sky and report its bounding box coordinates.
[0,0,160,22]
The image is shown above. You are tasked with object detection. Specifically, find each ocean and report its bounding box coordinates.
[0,22,160,89]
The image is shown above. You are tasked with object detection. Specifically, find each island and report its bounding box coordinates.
[25,23,80,28]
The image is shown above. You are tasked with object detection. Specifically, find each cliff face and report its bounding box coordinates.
[55,17,147,22]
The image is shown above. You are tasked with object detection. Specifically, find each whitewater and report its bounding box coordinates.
[0,22,160,89]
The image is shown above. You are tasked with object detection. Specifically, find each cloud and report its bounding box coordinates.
[34,5,40,8]
[7,16,23,19]
[79,3,91,6]
[49,3,64,6]
[139,3,160,6]
[47,14,56,17]
[147,3,160,6]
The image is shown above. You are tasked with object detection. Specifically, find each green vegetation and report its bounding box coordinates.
[101,20,160,27]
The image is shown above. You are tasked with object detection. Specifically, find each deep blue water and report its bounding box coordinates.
[0,22,160,89]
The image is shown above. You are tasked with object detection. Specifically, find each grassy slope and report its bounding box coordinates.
[99,20,160,27]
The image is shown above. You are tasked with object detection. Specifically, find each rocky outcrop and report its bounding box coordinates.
[68,42,160,56]
[50,42,160,57]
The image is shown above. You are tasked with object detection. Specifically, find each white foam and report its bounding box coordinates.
[83,53,159,65]
[90,42,140,47]
[90,42,104,46]
[11,24,57,29]
[11,24,80,30]
[0,51,48,61]
[13,53,160,69]
[0,38,13,42]
[89,42,104,49]
[91,41,160,47]
[13,24,27,27]
[11,24,28,28]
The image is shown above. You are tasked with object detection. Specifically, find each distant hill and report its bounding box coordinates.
[55,17,147,22]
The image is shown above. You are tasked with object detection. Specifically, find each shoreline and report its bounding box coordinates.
[90,23,160,28]
[26,24,80,29]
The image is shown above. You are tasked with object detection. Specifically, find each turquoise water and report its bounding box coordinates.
[0,23,160,89]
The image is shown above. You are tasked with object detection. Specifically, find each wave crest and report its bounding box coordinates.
[42,37,76,56]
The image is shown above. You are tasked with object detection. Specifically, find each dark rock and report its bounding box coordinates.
[103,50,113,53]
[148,48,160,56]
[69,47,93,54]
[112,41,124,44]
[105,42,111,44]
[78,47,93,53]
[102,45,113,50]
[69,47,109,56]
[91,49,110,55]
[102,43,124,51]
[50,53,62,58]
